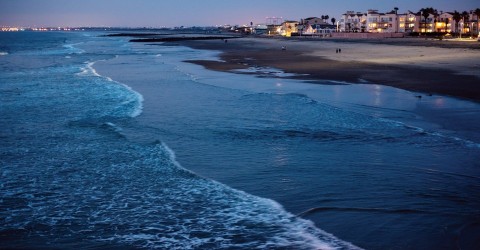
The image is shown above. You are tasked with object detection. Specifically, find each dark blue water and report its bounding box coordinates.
[1,31,480,250]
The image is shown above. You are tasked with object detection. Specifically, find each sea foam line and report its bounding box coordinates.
[78,60,144,118]
[63,42,86,54]
[379,118,480,148]
[120,82,144,118]
[159,142,362,250]
[0,52,8,56]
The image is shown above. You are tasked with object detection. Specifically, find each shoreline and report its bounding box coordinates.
[92,35,480,250]
[171,37,480,102]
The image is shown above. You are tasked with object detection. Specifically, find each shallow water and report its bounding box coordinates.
[1,31,359,250]
[1,31,480,250]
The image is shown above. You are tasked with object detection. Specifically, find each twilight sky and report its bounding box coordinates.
[1,0,478,27]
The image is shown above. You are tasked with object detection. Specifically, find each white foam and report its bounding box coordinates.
[161,142,198,176]
[103,122,123,134]
[0,52,8,56]
[63,43,85,54]
[431,132,480,148]
[119,82,144,118]
[324,80,352,85]
[233,66,307,78]
[77,60,144,118]
[76,61,101,77]
[1,139,361,249]
[88,62,102,77]
[157,142,362,249]
[379,118,480,148]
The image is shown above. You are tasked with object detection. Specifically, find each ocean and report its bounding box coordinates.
[1,31,479,250]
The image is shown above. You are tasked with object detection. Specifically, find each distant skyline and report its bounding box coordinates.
[1,0,479,28]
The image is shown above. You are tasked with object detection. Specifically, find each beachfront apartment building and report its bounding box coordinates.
[339,9,480,35]
[368,10,399,33]
[266,9,479,37]
[435,12,453,33]
[398,11,420,33]
[278,20,299,37]
[300,17,336,35]
[340,11,366,32]
[275,19,335,36]
[423,11,479,34]
[340,10,402,33]
[457,11,480,35]
[340,10,404,33]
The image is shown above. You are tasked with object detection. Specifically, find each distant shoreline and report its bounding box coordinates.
[105,32,241,42]
[129,36,241,42]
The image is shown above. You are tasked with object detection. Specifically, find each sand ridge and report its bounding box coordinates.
[235,38,480,78]
[176,37,480,102]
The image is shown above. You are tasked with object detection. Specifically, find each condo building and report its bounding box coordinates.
[339,9,480,35]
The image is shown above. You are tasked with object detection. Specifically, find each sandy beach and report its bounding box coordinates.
[176,37,480,102]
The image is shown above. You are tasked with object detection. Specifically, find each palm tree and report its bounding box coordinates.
[321,15,326,23]
[472,8,480,35]
[420,7,436,34]
[434,9,440,32]
[452,11,462,36]
[474,8,480,35]
[462,11,470,36]
[393,7,399,32]
[331,17,336,25]
[445,18,450,33]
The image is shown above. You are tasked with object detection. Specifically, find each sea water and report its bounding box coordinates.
[1,31,479,250]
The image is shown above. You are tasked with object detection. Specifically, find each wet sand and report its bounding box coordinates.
[174,37,480,102]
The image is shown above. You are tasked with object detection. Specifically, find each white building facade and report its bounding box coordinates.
[339,9,477,34]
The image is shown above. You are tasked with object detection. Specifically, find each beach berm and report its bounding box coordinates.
[177,37,480,102]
